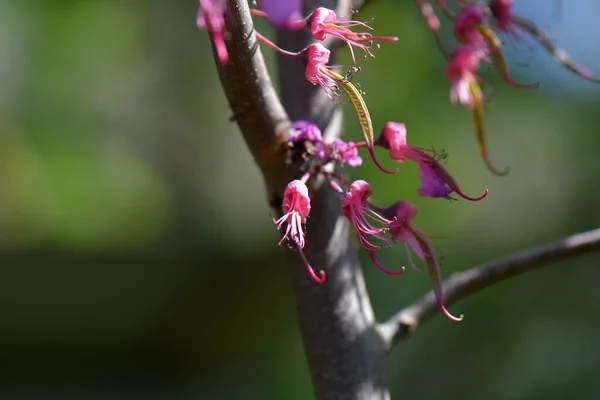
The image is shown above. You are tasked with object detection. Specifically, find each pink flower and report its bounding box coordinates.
[383,201,463,322]
[375,122,487,201]
[307,7,398,62]
[304,43,338,96]
[255,0,305,30]
[446,47,481,109]
[302,44,396,175]
[340,180,405,276]
[274,180,325,283]
[196,0,229,64]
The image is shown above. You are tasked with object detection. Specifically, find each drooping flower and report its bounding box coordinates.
[255,0,306,30]
[446,47,481,109]
[454,5,486,48]
[340,180,405,276]
[383,201,463,322]
[302,44,396,174]
[304,43,338,97]
[196,0,229,64]
[307,7,398,62]
[446,48,508,175]
[453,4,538,91]
[375,122,487,201]
[274,180,326,283]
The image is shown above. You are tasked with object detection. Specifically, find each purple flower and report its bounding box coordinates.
[417,163,453,199]
[256,0,305,30]
[375,122,487,201]
[290,121,324,143]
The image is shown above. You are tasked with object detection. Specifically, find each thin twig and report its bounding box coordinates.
[378,228,600,346]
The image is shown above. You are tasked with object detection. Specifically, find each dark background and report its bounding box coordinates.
[1,0,600,398]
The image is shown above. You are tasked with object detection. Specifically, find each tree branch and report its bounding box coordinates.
[213,1,389,399]
[378,228,600,346]
[213,0,293,199]
[276,1,390,399]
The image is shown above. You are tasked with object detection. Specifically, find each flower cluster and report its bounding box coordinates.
[197,0,600,321]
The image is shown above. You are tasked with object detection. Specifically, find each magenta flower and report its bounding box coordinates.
[453,5,486,50]
[307,7,398,62]
[383,201,463,322]
[375,122,487,201]
[341,180,405,276]
[255,0,305,30]
[453,6,539,91]
[303,43,339,97]
[274,180,326,283]
[488,0,514,32]
[196,0,229,64]
[446,47,481,109]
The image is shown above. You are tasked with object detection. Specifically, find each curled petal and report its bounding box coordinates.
[476,25,539,90]
[411,150,488,201]
[297,246,326,284]
[409,227,463,322]
[469,80,509,176]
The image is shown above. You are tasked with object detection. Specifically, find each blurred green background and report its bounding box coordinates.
[1,0,600,399]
